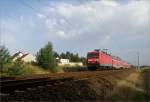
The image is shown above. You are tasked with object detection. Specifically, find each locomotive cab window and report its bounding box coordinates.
[87,53,99,58]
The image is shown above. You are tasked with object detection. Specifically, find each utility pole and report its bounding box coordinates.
[137,52,140,70]
[103,49,108,54]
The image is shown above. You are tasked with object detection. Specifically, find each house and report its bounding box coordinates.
[21,53,36,62]
[57,58,83,67]
[12,51,24,61]
[60,59,70,64]
[67,62,83,66]
[12,51,36,62]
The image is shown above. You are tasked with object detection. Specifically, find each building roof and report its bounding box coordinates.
[20,53,29,59]
[12,51,33,60]
[12,51,23,58]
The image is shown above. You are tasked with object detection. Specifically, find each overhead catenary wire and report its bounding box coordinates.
[78,0,103,27]
[78,0,111,51]
[18,0,80,35]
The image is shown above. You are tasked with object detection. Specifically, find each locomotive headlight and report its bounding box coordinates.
[96,59,99,61]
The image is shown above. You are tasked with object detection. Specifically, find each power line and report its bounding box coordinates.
[78,0,102,26]
[18,0,80,35]
[19,0,40,14]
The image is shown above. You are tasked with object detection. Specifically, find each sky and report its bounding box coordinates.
[0,0,150,65]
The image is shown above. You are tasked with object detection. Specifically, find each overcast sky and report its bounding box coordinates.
[0,0,150,65]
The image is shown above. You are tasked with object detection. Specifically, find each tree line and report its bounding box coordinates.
[54,51,86,63]
[0,42,86,75]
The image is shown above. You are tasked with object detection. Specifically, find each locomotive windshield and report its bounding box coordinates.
[87,53,99,58]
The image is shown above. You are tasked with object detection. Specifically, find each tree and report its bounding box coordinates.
[80,57,87,65]
[0,45,10,72]
[53,51,59,58]
[36,42,57,71]
[60,52,67,59]
[8,59,25,75]
[66,51,71,60]
[59,51,85,62]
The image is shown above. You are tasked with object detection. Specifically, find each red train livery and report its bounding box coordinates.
[87,50,130,70]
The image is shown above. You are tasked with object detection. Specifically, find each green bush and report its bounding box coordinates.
[0,45,11,72]
[7,59,26,75]
[50,66,63,73]
[36,42,57,72]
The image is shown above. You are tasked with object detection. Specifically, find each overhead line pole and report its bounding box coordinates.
[137,52,140,70]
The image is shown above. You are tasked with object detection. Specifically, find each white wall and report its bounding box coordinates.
[58,62,83,67]
[22,54,36,62]
[13,52,24,61]
[60,59,70,64]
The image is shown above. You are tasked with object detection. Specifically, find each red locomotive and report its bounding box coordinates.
[87,49,130,70]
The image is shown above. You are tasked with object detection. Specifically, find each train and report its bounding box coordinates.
[87,49,130,70]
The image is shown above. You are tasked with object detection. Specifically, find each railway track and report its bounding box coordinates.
[0,69,136,101]
[0,69,134,94]
[0,76,75,94]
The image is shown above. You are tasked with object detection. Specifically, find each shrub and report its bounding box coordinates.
[36,42,57,72]
[50,66,63,73]
[0,45,11,72]
[8,59,26,75]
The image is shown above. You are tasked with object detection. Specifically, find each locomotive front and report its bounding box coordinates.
[87,51,100,70]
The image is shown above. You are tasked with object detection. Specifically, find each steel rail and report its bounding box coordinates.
[0,77,74,93]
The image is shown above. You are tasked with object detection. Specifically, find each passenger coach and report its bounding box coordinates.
[87,49,130,70]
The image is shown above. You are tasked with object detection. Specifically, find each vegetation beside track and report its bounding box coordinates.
[1,68,149,101]
[0,62,49,77]
[0,43,60,76]
[0,43,85,77]
[60,65,87,72]
[105,68,150,101]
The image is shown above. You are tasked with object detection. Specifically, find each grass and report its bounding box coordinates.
[105,68,150,101]
[50,66,64,73]
[61,65,87,72]
[0,62,49,77]
[23,63,49,74]
[0,62,67,77]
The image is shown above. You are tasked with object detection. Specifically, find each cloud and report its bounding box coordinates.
[37,13,46,19]
[36,0,149,65]
[38,0,149,39]
[0,17,49,54]
[56,31,66,38]
[1,0,150,65]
